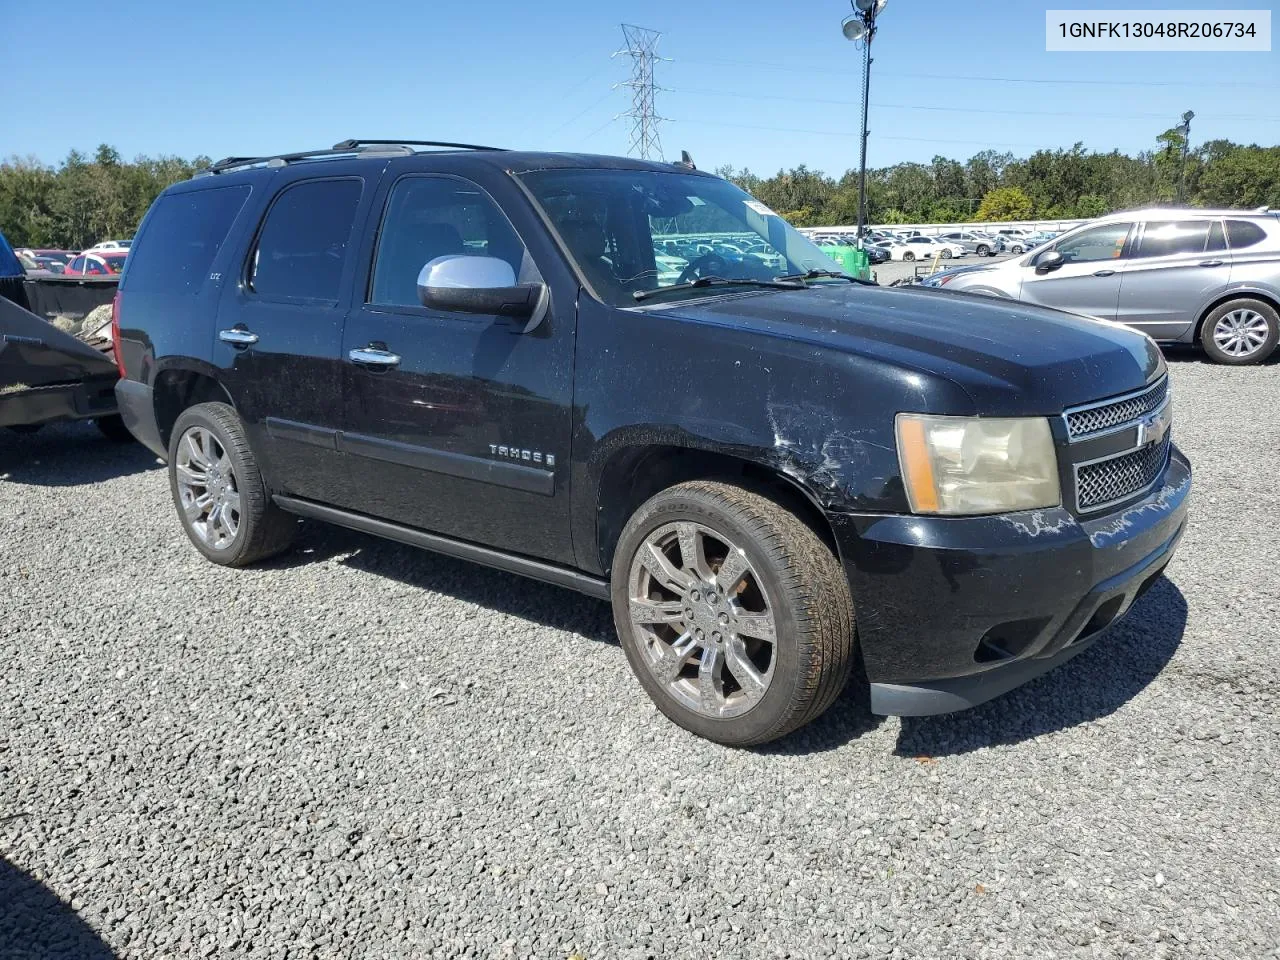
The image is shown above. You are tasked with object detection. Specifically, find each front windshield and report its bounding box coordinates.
[518,168,843,306]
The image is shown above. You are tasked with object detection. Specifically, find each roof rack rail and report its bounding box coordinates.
[198,139,507,177]
[330,139,507,152]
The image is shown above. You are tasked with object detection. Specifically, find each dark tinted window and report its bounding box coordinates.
[370,177,526,308]
[125,185,250,294]
[1206,221,1226,252]
[251,178,362,301]
[1136,220,1213,258]
[1226,219,1267,249]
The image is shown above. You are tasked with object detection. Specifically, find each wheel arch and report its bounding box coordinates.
[151,361,236,451]
[1193,289,1280,342]
[592,443,839,577]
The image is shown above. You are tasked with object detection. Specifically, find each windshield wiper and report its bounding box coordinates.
[774,268,877,287]
[632,276,806,302]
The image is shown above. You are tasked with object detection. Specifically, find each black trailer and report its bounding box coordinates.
[0,294,129,439]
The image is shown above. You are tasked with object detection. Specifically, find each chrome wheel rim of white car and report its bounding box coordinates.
[1213,309,1270,358]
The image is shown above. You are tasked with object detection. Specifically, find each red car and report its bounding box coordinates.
[63,251,127,276]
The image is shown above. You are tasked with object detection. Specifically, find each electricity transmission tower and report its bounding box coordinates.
[614,24,667,161]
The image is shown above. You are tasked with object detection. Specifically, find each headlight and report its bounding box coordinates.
[895,414,1061,515]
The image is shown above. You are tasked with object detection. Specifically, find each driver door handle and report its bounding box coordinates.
[219,327,259,346]
[1199,259,1225,267]
[348,346,401,368]
[1092,269,1116,277]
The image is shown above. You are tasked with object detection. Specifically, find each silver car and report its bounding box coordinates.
[938,230,1000,257]
[925,208,1280,364]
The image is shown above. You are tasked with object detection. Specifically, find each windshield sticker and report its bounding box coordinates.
[687,196,705,206]
[745,200,776,217]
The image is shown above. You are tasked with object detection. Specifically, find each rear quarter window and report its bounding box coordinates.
[125,185,251,294]
[1226,220,1268,250]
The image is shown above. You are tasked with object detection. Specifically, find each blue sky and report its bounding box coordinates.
[3,0,1276,176]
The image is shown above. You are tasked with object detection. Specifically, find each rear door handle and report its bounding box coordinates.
[219,327,259,346]
[348,347,401,368]
[1199,259,1225,267]
[1092,269,1116,277]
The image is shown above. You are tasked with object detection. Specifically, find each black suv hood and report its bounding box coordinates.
[658,283,1164,415]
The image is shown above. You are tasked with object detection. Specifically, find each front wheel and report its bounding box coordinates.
[941,249,952,259]
[611,481,855,747]
[1200,299,1279,364]
[168,402,297,566]
[976,244,990,256]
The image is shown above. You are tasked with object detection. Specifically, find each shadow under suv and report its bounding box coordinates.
[112,140,1191,746]
[926,208,1280,364]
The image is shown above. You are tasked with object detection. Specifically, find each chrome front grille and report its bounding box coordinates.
[1065,377,1168,439]
[1076,433,1172,511]
[1063,376,1173,513]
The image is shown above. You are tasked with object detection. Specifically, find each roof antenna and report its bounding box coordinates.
[679,150,696,170]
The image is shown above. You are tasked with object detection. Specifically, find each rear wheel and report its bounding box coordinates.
[976,244,990,256]
[611,481,855,747]
[168,402,296,566]
[1200,299,1279,365]
[903,251,915,262]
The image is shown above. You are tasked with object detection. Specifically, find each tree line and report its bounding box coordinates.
[716,130,1280,226]
[1,132,1278,250]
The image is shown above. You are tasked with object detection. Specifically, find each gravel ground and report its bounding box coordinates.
[870,251,1018,286]
[2,353,1278,960]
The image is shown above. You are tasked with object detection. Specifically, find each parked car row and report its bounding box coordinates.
[15,244,131,276]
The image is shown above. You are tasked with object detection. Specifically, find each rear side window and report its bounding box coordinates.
[1226,220,1267,249]
[1136,220,1213,258]
[125,185,251,294]
[250,178,363,301]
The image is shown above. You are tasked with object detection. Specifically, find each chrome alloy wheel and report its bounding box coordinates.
[174,426,241,550]
[1213,309,1271,358]
[626,521,777,719]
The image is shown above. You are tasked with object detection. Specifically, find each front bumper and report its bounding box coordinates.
[832,446,1191,716]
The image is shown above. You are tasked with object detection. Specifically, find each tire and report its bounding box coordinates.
[167,401,297,567]
[976,245,990,257]
[1199,298,1279,365]
[95,414,134,443]
[903,252,915,262]
[1011,244,1024,254]
[611,480,855,747]
[941,249,952,259]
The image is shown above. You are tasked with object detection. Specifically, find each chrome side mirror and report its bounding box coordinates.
[416,255,549,332]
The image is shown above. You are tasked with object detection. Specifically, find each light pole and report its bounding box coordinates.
[1176,110,1194,204]
[842,0,887,249]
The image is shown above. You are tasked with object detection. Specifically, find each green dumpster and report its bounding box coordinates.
[818,244,872,281]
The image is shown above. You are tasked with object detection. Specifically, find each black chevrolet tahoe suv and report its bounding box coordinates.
[113,140,1191,746]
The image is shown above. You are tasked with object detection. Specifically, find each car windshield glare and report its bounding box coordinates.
[518,168,843,306]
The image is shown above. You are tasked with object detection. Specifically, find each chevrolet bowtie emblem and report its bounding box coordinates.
[1135,407,1170,447]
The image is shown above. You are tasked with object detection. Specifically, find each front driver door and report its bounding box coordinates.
[1018,220,1134,321]
[339,171,576,564]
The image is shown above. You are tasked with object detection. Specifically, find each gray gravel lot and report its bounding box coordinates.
[2,352,1278,960]
[871,252,1018,286]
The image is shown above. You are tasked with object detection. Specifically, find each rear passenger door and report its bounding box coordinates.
[1115,219,1229,339]
[339,170,576,564]
[213,162,383,506]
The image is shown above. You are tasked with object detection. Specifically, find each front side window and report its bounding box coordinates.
[1136,220,1214,259]
[518,168,841,307]
[1052,222,1132,264]
[370,176,527,308]
[250,178,363,301]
